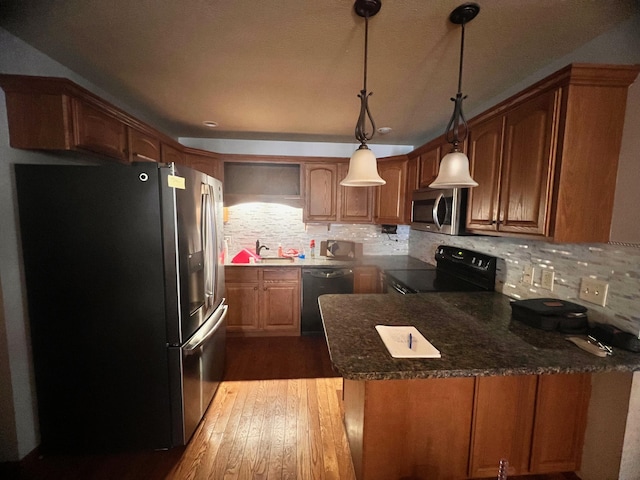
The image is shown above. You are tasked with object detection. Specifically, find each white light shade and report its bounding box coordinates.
[429,151,478,188]
[340,146,386,186]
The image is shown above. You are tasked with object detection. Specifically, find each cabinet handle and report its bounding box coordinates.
[254,286,258,290]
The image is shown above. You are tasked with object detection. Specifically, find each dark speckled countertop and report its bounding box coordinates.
[226,254,431,270]
[318,292,640,380]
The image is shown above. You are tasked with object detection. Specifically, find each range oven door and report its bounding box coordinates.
[411,188,466,235]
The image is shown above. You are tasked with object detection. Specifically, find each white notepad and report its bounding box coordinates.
[375,325,441,359]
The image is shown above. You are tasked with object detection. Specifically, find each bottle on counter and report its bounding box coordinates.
[310,239,315,258]
[277,244,283,257]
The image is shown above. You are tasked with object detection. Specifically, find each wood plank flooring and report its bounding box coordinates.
[4,336,581,480]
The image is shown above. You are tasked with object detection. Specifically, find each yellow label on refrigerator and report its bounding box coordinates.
[167,175,185,189]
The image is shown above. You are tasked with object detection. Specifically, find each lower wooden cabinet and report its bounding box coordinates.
[225,266,301,336]
[343,373,591,480]
[353,266,382,293]
[469,373,591,478]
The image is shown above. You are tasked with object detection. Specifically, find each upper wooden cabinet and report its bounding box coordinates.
[72,98,127,162]
[304,163,338,221]
[0,74,221,174]
[303,162,374,223]
[128,127,161,162]
[161,142,185,165]
[375,156,408,225]
[182,148,221,180]
[465,63,640,243]
[418,136,451,189]
[339,163,375,223]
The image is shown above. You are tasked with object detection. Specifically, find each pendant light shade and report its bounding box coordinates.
[429,3,480,189]
[340,0,386,187]
[341,145,386,186]
[428,150,478,188]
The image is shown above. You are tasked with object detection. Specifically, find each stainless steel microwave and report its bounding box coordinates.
[410,188,467,235]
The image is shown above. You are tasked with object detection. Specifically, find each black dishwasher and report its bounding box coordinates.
[301,268,354,335]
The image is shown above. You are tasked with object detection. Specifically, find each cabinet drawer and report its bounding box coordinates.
[225,267,259,283]
[262,268,300,282]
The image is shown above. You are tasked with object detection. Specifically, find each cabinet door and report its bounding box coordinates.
[72,99,127,162]
[530,373,590,473]
[262,282,300,334]
[161,143,185,165]
[338,163,374,223]
[225,283,260,332]
[128,127,160,162]
[353,266,379,293]
[304,163,338,222]
[375,158,408,225]
[469,375,537,478]
[466,115,504,232]
[418,146,441,189]
[499,89,558,235]
[184,152,221,180]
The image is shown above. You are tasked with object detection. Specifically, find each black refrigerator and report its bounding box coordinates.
[15,162,227,452]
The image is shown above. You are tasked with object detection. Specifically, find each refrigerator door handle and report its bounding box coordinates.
[201,183,215,306]
[183,302,227,353]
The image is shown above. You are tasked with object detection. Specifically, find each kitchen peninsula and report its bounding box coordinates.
[319,292,640,480]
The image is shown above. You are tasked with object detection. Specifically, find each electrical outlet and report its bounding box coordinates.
[541,269,555,291]
[579,277,609,306]
[522,265,534,285]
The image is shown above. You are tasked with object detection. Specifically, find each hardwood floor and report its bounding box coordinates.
[4,336,581,480]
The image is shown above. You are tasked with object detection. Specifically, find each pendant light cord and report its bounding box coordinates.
[445,19,469,150]
[355,13,376,145]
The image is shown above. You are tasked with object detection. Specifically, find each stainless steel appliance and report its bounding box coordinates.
[15,162,226,452]
[385,245,496,294]
[411,188,467,235]
[302,268,354,335]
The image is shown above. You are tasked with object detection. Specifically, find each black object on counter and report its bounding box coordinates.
[590,323,640,353]
[511,298,588,334]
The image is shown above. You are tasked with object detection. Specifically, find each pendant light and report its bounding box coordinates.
[340,0,386,187]
[429,3,480,189]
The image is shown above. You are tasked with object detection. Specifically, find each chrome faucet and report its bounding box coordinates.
[256,240,269,256]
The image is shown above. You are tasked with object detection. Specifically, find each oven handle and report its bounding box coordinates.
[432,193,444,230]
[389,282,409,295]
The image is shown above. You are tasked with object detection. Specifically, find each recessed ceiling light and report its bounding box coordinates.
[203,121,218,128]
[377,127,392,135]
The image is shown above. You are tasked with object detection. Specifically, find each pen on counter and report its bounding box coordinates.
[408,333,412,349]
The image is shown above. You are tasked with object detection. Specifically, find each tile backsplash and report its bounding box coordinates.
[222,202,640,337]
[410,231,640,337]
[223,202,410,258]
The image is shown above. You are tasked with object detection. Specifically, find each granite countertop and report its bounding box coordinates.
[226,254,432,270]
[319,291,640,380]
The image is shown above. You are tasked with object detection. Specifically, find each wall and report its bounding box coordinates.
[223,203,410,259]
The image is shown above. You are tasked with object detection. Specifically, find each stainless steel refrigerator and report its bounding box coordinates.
[15,162,227,452]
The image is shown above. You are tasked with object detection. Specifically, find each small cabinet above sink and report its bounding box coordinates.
[224,161,302,207]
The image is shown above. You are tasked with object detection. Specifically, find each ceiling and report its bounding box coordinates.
[1,0,638,147]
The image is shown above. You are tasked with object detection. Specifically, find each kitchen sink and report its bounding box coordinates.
[258,257,295,264]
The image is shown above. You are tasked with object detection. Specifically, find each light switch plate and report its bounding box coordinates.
[579,277,609,306]
[522,265,534,285]
[541,269,555,291]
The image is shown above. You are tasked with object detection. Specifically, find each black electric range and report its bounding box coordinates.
[385,245,497,294]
